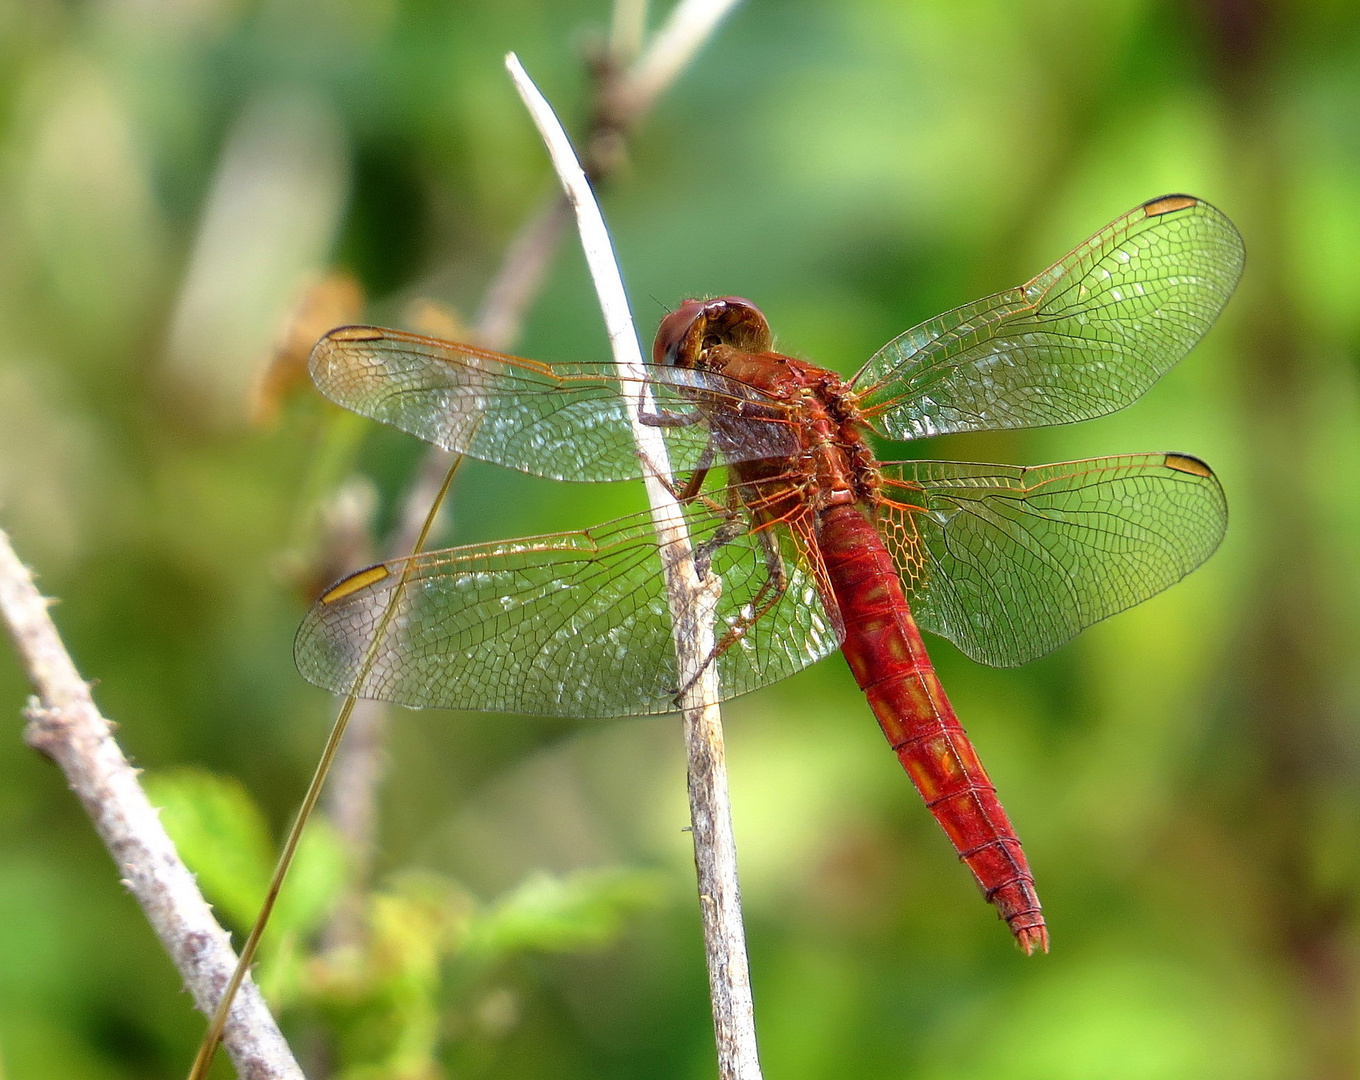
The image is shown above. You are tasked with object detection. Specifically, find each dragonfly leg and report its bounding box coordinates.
[690,478,759,576]
[638,403,703,429]
[674,439,720,502]
[693,513,746,579]
[648,433,719,504]
[675,524,790,703]
[637,401,715,496]
[734,527,791,644]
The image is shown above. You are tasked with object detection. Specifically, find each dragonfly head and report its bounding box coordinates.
[653,296,772,370]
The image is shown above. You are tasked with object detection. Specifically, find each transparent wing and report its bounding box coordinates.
[294,498,840,717]
[875,454,1227,667]
[308,326,799,482]
[852,195,1244,439]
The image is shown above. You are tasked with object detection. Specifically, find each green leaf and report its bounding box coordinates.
[144,768,272,930]
[145,768,347,941]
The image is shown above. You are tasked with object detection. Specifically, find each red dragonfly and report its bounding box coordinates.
[296,194,1243,951]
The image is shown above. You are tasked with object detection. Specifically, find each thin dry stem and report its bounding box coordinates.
[619,0,743,119]
[610,0,650,64]
[507,52,762,1080]
[472,197,574,355]
[0,528,303,1080]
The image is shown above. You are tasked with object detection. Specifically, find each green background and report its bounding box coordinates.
[1,0,1358,1076]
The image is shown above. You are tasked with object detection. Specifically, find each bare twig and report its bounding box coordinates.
[0,528,303,1080]
[610,0,650,64]
[472,196,575,354]
[617,0,743,121]
[507,53,762,1080]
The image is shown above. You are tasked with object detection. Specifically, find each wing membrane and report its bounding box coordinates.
[852,195,1244,439]
[308,327,798,481]
[295,498,840,717]
[876,454,1227,666]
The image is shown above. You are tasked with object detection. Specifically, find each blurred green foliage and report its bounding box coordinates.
[1,0,1359,1077]
[149,769,661,1077]
[146,769,349,941]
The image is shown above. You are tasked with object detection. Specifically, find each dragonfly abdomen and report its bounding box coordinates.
[817,504,1048,953]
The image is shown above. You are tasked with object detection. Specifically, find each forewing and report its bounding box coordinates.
[852,195,1244,439]
[308,326,798,481]
[294,499,839,717]
[875,454,1227,667]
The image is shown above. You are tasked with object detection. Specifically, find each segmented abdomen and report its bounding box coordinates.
[816,503,1048,953]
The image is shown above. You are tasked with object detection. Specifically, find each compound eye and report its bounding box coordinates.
[652,300,707,366]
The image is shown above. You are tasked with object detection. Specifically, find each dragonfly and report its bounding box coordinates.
[296,194,1243,952]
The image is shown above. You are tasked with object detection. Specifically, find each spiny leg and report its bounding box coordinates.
[672,438,718,503]
[676,518,792,702]
[638,401,703,430]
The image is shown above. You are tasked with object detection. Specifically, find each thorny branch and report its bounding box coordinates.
[0,529,304,1080]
